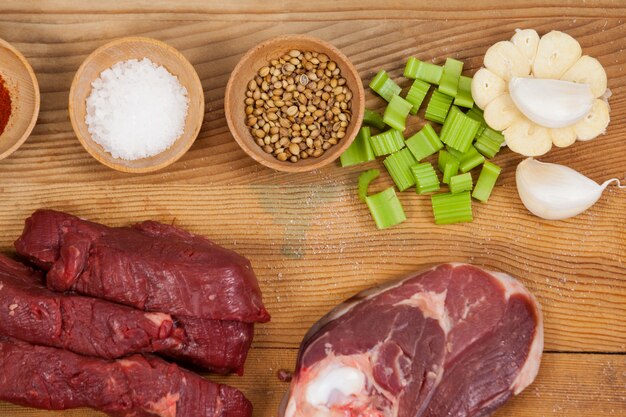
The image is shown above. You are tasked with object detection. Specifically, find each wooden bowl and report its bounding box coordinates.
[225,35,365,173]
[69,37,204,173]
[0,38,40,161]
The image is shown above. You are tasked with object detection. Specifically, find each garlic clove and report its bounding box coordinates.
[574,99,610,141]
[511,29,540,65]
[561,56,608,98]
[484,94,523,131]
[484,41,531,82]
[504,118,552,157]
[471,68,507,110]
[550,126,577,147]
[516,158,604,220]
[532,30,582,79]
[509,77,594,128]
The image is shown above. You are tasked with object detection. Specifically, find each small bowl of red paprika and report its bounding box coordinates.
[0,38,40,161]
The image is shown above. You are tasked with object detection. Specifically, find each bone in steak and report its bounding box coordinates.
[0,336,252,417]
[282,263,544,417]
[0,253,252,373]
[14,209,270,323]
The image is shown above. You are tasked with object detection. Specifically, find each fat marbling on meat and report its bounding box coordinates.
[282,263,544,417]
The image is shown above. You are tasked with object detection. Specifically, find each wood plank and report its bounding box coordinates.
[1,350,624,417]
[0,182,623,353]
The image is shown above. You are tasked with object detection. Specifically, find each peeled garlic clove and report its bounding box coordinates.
[471,68,507,110]
[550,127,577,147]
[516,158,618,220]
[511,29,540,64]
[504,118,552,156]
[509,77,593,128]
[574,99,610,141]
[484,94,523,131]
[561,56,607,98]
[533,30,582,79]
[484,41,531,82]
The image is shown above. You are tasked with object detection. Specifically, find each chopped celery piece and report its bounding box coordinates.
[358,169,380,201]
[404,57,443,84]
[340,127,375,167]
[439,106,481,153]
[449,172,473,194]
[383,95,413,131]
[425,90,454,124]
[472,161,502,202]
[431,191,473,225]
[405,79,430,115]
[370,130,405,156]
[405,124,443,161]
[437,149,452,172]
[369,70,401,102]
[465,107,487,138]
[454,76,474,108]
[366,188,407,229]
[447,145,485,173]
[411,162,440,194]
[474,127,505,159]
[438,58,464,97]
[442,157,459,184]
[363,109,386,130]
[383,148,417,191]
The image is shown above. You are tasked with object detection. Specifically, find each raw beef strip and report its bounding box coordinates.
[0,336,252,417]
[15,209,270,323]
[281,263,543,417]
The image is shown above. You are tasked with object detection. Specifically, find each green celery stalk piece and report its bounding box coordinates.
[358,169,380,202]
[404,57,443,84]
[366,187,407,229]
[383,148,418,191]
[340,127,375,167]
[363,109,386,130]
[439,106,481,153]
[383,95,413,131]
[369,70,401,102]
[438,149,452,173]
[425,90,454,124]
[405,124,444,161]
[454,76,474,108]
[431,191,473,225]
[411,162,440,194]
[443,157,460,184]
[438,58,464,97]
[370,130,406,156]
[465,106,487,138]
[472,161,502,202]
[449,172,473,194]
[405,79,430,115]
[446,145,485,173]
[474,127,505,159]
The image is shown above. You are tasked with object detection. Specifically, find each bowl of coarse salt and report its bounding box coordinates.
[69,37,204,173]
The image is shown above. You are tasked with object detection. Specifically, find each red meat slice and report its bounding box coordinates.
[14,209,270,323]
[282,264,543,417]
[0,336,252,417]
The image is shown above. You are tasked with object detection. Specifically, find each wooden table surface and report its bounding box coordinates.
[0,1,625,416]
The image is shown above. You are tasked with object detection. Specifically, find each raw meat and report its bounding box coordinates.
[281,263,544,417]
[0,253,252,374]
[15,209,270,323]
[0,336,252,417]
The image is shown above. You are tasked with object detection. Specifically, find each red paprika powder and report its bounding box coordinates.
[0,76,12,135]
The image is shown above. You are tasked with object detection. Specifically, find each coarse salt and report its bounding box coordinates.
[85,58,189,160]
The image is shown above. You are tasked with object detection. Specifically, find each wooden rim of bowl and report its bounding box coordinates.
[68,36,204,174]
[225,34,365,173]
[0,38,40,161]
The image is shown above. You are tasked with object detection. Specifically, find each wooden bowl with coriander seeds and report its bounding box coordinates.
[69,37,204,174]
[225,35,364,173]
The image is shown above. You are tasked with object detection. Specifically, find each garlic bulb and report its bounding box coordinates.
[516,158,623,220]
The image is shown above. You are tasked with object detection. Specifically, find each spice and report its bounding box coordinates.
[244,50,352,163]
[85,58,189,161]
[0,75,12,136]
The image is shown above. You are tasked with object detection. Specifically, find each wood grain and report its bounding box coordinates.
[0,1,624,417]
